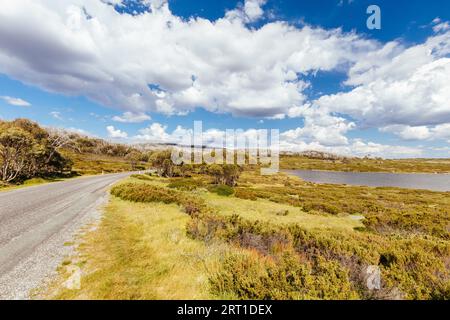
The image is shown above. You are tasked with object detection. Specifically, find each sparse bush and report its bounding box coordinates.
[150,150,176,177]
[206,164,242,186]
[303,202,340,215]
[130,174,153,181]
[187,212,450,300]
[167,178,204,191]
[208,184,234,196]
[234,188,258,201]
[111,182,208,217]
[275,210,289,216]
[210,252,359,300]
[111,169,450,300]
[111,183,178,204]
[232,183,449,239]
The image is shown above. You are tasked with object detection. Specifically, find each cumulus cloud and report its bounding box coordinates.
[1,1,449,156]
[112,111,151,123]
[0,0,377,119]
[0,95,31,107]
[316,31,450,128]
[226,0,267,23]
[66,126,95,136]
[347,140,423,158]
[282,106,355,146]
[134,122,175,143]
[381,123,450,143]
[133,122,231,146]
[129,121,422,158]
[432,17,450,33]
[106,125,128,138]
[279,138,423,159]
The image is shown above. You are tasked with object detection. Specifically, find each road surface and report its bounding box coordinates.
[0,172,131,299]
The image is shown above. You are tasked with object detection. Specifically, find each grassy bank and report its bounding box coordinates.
[44,196,232,299]
[0,151,142,192]
[0,175,77,192]
[280,155,450,173]
[61,150,141,175]
[46,170,449,300]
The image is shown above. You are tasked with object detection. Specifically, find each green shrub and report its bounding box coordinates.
[208,184,234,196]
[111,182,209,217]
[130,174,153,181]
[363,209,450,240]
[234,184,449,239]
[111,183,178,204]
[167,178,204,191]
[187,213,450,300]
[234,188,258,201]
[302,202,340,215]
[210,252,359,300]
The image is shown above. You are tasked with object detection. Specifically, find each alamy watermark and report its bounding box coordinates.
[367,5,381,30]
[366,265,381,290]
[170,121,279,175]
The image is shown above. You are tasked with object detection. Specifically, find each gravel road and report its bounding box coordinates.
[0,172,131,299]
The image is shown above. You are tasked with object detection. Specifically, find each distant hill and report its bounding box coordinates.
[282,150,353,160]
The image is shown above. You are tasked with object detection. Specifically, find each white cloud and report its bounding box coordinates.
[347,139,423,158]
[66,127,95,136]
[244,0,266,21]
[226,0,267,23]
[280,138,423,159]
[1,1,449,156]
[106,125,128,138]
[0,95,31,107]
[134,122,174,143]
[381,123,450,143]
[432,17,450,33]
[0,0,377,119]
[130,121,421,158]
[316,32,450,128]
[112,111,151,123]
[50,111,64,120]
[434,22,450,33]
[282,106,355,146]
[381,125,431,140]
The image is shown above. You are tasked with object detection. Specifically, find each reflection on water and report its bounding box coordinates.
[284,170,450,192]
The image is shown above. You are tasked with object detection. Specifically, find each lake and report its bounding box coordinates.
[284,170,450,192]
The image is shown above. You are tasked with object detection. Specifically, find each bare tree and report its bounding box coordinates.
[0,127,34,182]
[46,128,72,163]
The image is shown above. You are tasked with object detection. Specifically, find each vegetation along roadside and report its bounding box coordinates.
[42,154,450,300]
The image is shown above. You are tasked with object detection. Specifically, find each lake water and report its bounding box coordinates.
[284,170,450,192]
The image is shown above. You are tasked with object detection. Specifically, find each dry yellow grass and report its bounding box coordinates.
[46,198,228,300]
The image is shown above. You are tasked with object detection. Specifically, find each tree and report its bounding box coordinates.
[162,159,174,177]
[150,150,175,177]
[180,163,193,177]
[207,164,224,184]
[0,127,34,182]
[46,128,72,162]
[222,164,241,186]
[0,119,73,182]
[125,151,142,170]
[206,164,241,186]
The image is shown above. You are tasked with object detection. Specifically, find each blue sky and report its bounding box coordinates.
[0,0,449,158]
